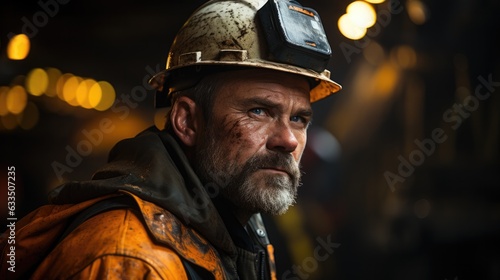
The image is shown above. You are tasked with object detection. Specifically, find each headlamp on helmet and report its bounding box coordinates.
[149,0,342,107]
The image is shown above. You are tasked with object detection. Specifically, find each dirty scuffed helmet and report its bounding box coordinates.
[150,0,342,107]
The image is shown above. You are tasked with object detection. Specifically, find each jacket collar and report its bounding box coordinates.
[49,126,236,257]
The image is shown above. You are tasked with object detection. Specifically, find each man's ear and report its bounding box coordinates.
[170,95,200,147]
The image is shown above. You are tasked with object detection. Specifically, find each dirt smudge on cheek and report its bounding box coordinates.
[218,114,247,145]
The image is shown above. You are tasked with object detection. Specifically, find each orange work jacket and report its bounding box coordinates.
[0,191,226,279]
[1,127,277,280]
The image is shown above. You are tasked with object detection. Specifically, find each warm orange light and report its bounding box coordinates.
[26,68,49,96]
[76,79,97,109]
[338,13,367,40]
[62,76,82,106]
[391,45,417,69]
[56,73,74,100]
[408,0,427,25]
[363,41,385,65]
[346,1,377,28]
[17,102,39,130]
[7,34,30,60]
[89,81,115,111]
[45,67,62,97]
[0,87,10,116]
[6,85,28,114]
[154,108,169,130]
[373,62,399,97]
[1,114,18,130]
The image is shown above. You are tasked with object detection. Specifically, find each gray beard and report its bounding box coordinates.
[193,127,301,216]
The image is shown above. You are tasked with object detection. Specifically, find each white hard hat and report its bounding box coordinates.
[150,0,342,106]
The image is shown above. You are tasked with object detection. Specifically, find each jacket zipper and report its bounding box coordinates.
[258,250,266,280]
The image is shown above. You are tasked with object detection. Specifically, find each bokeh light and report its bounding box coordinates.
[6,85,28,114]
[346,1,377,28]
[11,75,26,86]
[338,13,367,40]
[0,87,10,116]
[407,0,428,25]
[45,67,62,97]
[365,0,385,3]
[391,45,417,69]
[1,114,17,130]
[76,79,97,109]
[89,81,116,111]
[7,34,30,60]
[56,73,74,100]
[363,41,385,65]
[62,76,82,106]
[17,102,39,130]
[373,62,399,97]
[26,68,49,96]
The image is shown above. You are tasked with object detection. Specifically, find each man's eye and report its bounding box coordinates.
[290,116,306,123]
[249,108,265,115]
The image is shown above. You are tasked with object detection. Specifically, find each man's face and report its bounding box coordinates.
[194,69,312,216]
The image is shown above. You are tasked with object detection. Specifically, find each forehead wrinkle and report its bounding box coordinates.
[249,83,309,103]
[215,73,311,115]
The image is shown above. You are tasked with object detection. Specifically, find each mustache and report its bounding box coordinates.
[244,152,301,181]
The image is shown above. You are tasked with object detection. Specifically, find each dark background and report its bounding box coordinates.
[1,0,499,279]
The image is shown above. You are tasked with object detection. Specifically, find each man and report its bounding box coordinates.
[1,0,341,279]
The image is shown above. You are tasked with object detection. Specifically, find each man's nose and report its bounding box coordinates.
[266,121,299,154]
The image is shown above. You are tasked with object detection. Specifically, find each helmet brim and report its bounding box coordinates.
[149,60,341,106]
